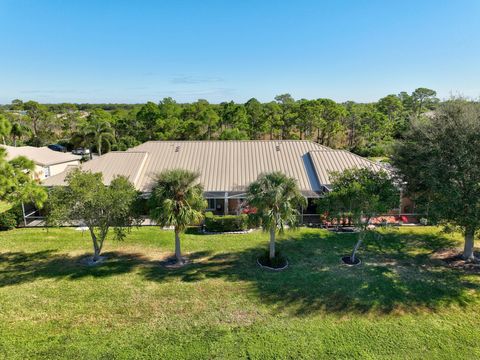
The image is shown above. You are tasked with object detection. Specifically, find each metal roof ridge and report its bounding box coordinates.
[132,153,149,189]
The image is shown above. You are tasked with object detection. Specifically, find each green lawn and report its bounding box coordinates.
[0,226,479,359]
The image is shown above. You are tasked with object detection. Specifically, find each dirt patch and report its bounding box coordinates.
[431,248,480,272]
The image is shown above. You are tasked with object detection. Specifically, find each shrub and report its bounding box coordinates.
[204,212,249,232]
[8,204,24,224]
[0,211,18,231]
[247,213,262,229]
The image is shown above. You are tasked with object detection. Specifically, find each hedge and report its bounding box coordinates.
[0,211,18,231]
[0,205,24,231]
[204,212,249,232]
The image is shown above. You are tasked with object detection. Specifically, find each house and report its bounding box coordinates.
[1,145,82,180]
[42,140,386,218]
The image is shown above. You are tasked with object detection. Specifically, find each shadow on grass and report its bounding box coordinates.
[1,229,478,315]
[142,229,480,315]
[0,249,211,287]
[0,250,145,286]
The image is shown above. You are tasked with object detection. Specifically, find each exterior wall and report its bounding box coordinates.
[400,197,415,214]
[228,199,243,215]
[32,160,80,180]
[33,165,46,181]
[48,160,80,177]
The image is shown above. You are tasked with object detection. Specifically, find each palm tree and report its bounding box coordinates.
[149,169,206,265]
[10,122,27,146]
[247,172,307,260]
[84,119,115,156]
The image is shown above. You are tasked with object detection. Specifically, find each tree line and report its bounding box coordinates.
[0,87,439,157]
[2,97,480,264]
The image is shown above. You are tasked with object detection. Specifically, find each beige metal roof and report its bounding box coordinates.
[1,145,81,166]
[42,141,384,197]
[308,150,385,188]
[43,151,149,188]
[129,140,328,195]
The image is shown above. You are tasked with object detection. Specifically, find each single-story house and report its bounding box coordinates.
[1,145,82,180]
[42,140,386,218]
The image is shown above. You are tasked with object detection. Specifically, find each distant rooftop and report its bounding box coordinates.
[1,145,81,166]
[43,151,149,187]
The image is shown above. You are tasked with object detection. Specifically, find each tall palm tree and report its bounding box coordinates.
[247,172,307,260]
[84,119,115,156]
[10,122,27,146]
[149,169,206,265]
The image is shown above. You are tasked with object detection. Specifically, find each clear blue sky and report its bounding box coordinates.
[1,0,479,104]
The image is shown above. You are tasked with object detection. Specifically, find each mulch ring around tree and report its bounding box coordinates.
[256,255,289,271]
[431,248,480,272]
[341,256,361,266]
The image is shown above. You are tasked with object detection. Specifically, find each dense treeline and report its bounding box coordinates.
[0,88,439,157]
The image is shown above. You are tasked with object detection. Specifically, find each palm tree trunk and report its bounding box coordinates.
[174,227,183,264]
[269,225,276,260]
[463,226,476,261]
[97,137,102,156]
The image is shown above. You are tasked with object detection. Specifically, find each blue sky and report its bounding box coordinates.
[1,0,479,104]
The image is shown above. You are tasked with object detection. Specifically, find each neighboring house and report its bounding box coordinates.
[1,145,82,180]
[43,140,387,217]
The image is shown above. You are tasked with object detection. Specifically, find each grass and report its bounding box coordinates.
[0,226,479,359]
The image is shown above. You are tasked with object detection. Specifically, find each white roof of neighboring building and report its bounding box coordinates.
[309,150,386,189]
[43,140,385,197]
[1,145,81,166]
[44,151,149,187]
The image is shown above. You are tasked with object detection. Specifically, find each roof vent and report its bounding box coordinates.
[275,145,280,151]
[175,145,180,153]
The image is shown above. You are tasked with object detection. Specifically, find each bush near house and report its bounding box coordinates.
[204,212,249,232]
[0,205,23,230]
[0,211,17,230]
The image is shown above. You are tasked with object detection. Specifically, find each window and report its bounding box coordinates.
[207,199,216,210]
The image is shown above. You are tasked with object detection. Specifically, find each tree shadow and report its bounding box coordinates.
[0,250,147,287]
[1,229,478,316]
[142,229,480,315]
[0,249,214,287]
